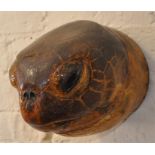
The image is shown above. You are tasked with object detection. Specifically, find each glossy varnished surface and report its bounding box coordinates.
[9,20,149,136]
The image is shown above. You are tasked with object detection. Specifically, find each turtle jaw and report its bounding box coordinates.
[29,116,81,133]
[19,90,88,131]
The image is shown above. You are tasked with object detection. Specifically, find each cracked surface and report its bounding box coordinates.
[0,12,154,142]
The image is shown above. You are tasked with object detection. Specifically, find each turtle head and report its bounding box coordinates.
[9,20,105,134]
[9,46,91,132]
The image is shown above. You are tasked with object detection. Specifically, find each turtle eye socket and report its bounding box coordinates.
[58,62,83,92]
[51,59,90,97]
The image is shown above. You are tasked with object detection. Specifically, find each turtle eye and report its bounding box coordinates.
[58,62,83,92]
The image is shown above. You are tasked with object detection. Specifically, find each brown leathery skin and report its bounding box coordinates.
[9,20,149,136]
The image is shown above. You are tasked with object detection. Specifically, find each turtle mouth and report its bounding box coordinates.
[54,116,80,124]
[30,116,81,132]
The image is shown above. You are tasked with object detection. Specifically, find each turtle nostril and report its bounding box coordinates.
[23,91,36,101]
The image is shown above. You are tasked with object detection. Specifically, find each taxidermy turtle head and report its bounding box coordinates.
[9,20,149,136]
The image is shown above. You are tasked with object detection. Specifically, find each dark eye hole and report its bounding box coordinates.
[58,62,83,92]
